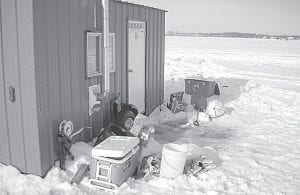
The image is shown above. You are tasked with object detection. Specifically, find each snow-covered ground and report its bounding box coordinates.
[1,37,300,194]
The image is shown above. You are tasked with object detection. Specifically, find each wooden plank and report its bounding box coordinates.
[16,0,42,175]
[0,0,11,165]
[0,0,26,171]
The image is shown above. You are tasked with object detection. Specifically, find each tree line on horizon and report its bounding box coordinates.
[166,31,300,40]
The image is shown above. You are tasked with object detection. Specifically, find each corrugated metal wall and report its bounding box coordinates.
[32,0,102,174]
[110,0,165,114]
[0,0,165,176]
[0,0,42,175]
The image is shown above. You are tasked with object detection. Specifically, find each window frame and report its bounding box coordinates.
[86,32,102,78]
[86,32,116,79]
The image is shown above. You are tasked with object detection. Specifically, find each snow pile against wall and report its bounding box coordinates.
[0,142,92,194]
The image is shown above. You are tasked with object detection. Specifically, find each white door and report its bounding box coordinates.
[128,20,146,113]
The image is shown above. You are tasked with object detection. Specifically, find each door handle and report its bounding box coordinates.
[128,69,133,73]
[9,86,16,102]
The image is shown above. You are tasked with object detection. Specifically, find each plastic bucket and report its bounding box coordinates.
[160,143,188,178]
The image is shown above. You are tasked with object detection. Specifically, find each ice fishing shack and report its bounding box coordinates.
[0,0,166,176]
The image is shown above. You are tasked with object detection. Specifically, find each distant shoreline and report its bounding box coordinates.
[166,32,300,40]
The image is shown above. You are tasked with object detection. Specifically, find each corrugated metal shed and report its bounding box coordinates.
[0,0,42,175]
[0,0,165,176]
[110,0,165,114]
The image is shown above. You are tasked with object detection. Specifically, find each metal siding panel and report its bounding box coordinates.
[126,4,133,105]
[149,9,155,111]
[82,0,93,137]
[161,12,165,104]
[121,3,127,102]
[160,11,164,105]
[150,10,155,113]
[46,0,60,164]
[90,1,103,139]
[128,4,133,19]
[156,10,162,107]
[70,0,79,132]
[60,0,72,122]
[140,7,146,20]
[109,2,116,33]
[145,8,151,114]
[86,0,100,141]
[75,0,84,136]
[0,0,27,171]
[67,0,75,130]
[80,0,89,141]
[96,0,102,31]
[0,1,11,165]
[138,5,142,18]
[138,8,165,114]
[32,0,95,174]
[20,0,166,175]
[33,0,53,174]
[109,2,116,96]
[153,11,159,107]
[16,0,42,175]
[115,2,122,98]
[133,5,138,19]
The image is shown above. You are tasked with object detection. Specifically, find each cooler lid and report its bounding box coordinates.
[92,136,139,158]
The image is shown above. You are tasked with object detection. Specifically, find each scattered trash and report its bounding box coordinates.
[140,155,161,177]
[206,100,225,118]
[139,126,155,147]
[167,91,186,113]
[185,155,216,176]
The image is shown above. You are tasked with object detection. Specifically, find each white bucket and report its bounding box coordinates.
[160,143,188,178]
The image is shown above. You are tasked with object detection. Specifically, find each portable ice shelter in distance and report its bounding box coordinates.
[0,0,166,176]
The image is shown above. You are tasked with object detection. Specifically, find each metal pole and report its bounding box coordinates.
[102,0,110,94]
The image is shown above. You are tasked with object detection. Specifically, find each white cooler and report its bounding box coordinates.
[89,136,140,191]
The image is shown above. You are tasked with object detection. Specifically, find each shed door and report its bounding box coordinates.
[128,20,146,113]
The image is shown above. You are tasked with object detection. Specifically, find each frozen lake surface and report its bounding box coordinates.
[1,37,299,194]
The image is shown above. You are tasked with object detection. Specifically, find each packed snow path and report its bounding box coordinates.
[1,37,300,194]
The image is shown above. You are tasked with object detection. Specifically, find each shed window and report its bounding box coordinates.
[86,32,115,78]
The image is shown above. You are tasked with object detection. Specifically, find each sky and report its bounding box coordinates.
[126,0,300,35]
